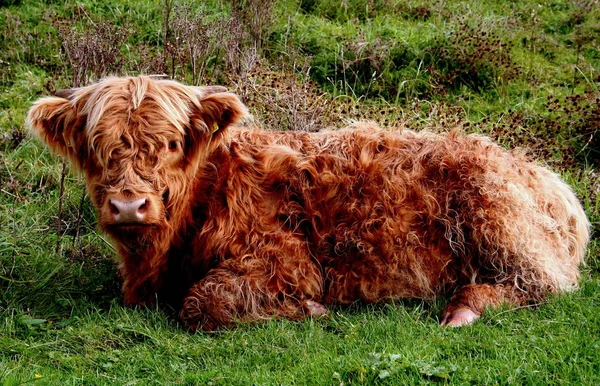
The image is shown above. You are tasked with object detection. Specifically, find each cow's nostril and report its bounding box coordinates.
[138,198,148,214]
[109,199,120,215]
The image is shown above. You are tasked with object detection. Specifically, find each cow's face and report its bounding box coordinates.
[27,76,247,240]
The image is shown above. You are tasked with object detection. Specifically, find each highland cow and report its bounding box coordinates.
[27,76,589,330]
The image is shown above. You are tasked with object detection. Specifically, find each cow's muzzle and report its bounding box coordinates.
[108,197,149,224]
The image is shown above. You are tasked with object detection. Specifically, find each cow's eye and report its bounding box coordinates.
[168,141,180,151]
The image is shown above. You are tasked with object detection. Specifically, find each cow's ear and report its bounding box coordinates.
[27,95,87,168]
[195,92,248,137]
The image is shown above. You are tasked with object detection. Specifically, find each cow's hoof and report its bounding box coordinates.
[305,300,329,317]
[440,307,480,327]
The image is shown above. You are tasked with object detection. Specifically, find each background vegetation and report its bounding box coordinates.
[0,0,598,384]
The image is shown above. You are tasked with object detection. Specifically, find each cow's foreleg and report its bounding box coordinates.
[180,238,325,331]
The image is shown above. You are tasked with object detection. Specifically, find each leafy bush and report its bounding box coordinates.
[424,19,520,93]
[299,0,393,22]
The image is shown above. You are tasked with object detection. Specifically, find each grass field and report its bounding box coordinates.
[1,0,599,384]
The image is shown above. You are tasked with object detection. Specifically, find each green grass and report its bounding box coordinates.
[2,288,599,384]
[1,0,599,384]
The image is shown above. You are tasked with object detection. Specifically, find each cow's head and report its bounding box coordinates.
[27,76,247,241]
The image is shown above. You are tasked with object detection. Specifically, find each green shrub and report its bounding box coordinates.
[424,20,519,93]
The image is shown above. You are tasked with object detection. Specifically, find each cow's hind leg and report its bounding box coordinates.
[441,162,589,327]
[440,283,529,327]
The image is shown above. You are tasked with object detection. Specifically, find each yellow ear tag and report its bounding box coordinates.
[212,122,219,133]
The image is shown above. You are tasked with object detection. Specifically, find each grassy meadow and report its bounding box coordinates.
[1,0,599,384]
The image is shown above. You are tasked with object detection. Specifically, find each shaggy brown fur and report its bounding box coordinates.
[28,76,590,330]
